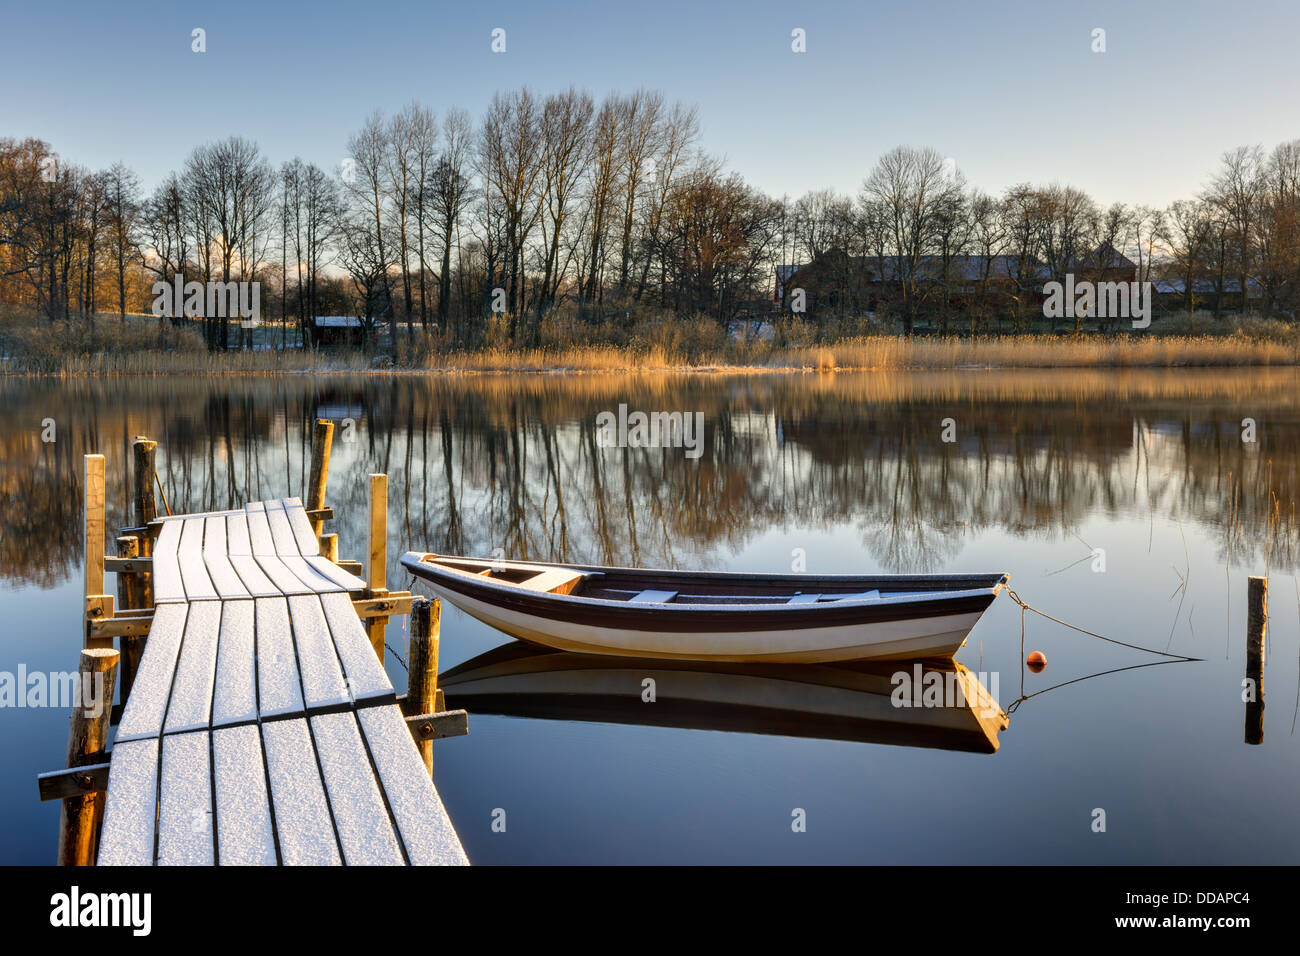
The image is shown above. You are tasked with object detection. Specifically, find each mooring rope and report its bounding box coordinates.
[1005,588,1201,662]
[1003,586,1201,715]
[153,468,172,517]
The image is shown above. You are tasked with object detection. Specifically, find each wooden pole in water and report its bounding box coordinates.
[57,647,119,866]
[408,597,441,773]
[83,455,111,639]
[365,473,388,660]
[307,419,335,541]
[115,536,145,704]
[131,438,158,541]
[131,437,157,609]
[1245,575,1266,745]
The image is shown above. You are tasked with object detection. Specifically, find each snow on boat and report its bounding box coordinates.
[400,552,1009,663]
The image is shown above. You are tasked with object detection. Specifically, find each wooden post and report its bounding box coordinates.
[57,647,119,866]
[131,438,158,552]
[365,473,388,660]
[408,597,441,773]
[307,419,335,540]
[321,532,339,563]
[1245,575,1266,745]
[84,455,111,636]
[115,536,145,704]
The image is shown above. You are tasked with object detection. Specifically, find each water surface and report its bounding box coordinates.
[2,369,1298,863]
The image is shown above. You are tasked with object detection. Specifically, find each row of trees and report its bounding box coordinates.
[781,142,1300,332]
[3,90,1299,347]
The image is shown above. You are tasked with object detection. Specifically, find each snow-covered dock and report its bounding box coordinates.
[41,430,469,866]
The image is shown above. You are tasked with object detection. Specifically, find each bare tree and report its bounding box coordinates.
[103,162,140,322]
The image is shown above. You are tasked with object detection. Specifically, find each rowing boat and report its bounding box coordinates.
[400,552,1008,663]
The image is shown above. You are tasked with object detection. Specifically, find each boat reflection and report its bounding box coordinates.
[439,643,1009,753]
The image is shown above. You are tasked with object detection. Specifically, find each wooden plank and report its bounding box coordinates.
[226,513,282,597]
[288,496,368,590]
[406,709,469,741]
[157,730,214,865]
[38,762,111,801]
[244,503,315,594]
[319,592,393,702]
[254,554,315,596]
[287,595,350,709]
[212,600,257,727]
[225,512,253,555]
[261,500,345,592]
[245,502,277,555]
[116,603,188,742]
[202,516,250,598]
[519,569,589,594]
[255,597,304,719]
[178,517,218,600]
[281,497,322,555]
[304,555,368,592]
[354,594,415,617]
[357,705,469,865]
[279,554,346,593]
[152,518,186,603]
[212,725,276,865]
[96,737,159,865]
[310,712,405,865]
[263,499,303,555]
[162,600,222,735]
[228,556,282,598]
[255,554,315,596]
[261,719,342,865]
[153,508,244,522]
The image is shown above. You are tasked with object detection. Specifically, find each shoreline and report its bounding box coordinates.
[5,334,1300,377]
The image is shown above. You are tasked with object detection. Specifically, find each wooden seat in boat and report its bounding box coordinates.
[629,590,678,604]
[788,590,881,605]
[517,569,589,595]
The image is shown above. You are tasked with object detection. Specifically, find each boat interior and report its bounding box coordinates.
[416,555,1003,606]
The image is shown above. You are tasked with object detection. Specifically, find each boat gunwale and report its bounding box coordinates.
[400,551,1009,628]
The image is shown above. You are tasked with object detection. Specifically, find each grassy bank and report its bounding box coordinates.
[4,309,1300,375]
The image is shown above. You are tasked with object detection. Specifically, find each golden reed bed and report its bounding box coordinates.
[5,334,1299,377]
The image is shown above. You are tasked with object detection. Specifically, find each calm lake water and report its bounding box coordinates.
[3,368,1300,864]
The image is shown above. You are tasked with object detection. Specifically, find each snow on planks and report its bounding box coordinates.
[152,519,185,603]
[98,497,468,866]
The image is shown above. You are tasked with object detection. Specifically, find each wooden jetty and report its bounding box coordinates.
[38,426,470,866]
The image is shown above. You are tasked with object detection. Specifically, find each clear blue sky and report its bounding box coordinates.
[2,0,1296,207]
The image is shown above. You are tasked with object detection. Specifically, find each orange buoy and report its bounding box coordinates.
[1026,651,1047,673]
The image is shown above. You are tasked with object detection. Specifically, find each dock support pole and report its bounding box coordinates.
[409,597,441,773]
[132,438,158,545]
[131,438,157,608]
[115,536,145,704]
[1246,575,1266,745]
[84,455,112,642]
[366,473,388,661]
[307,419,335,544]
[57,647,119,866]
